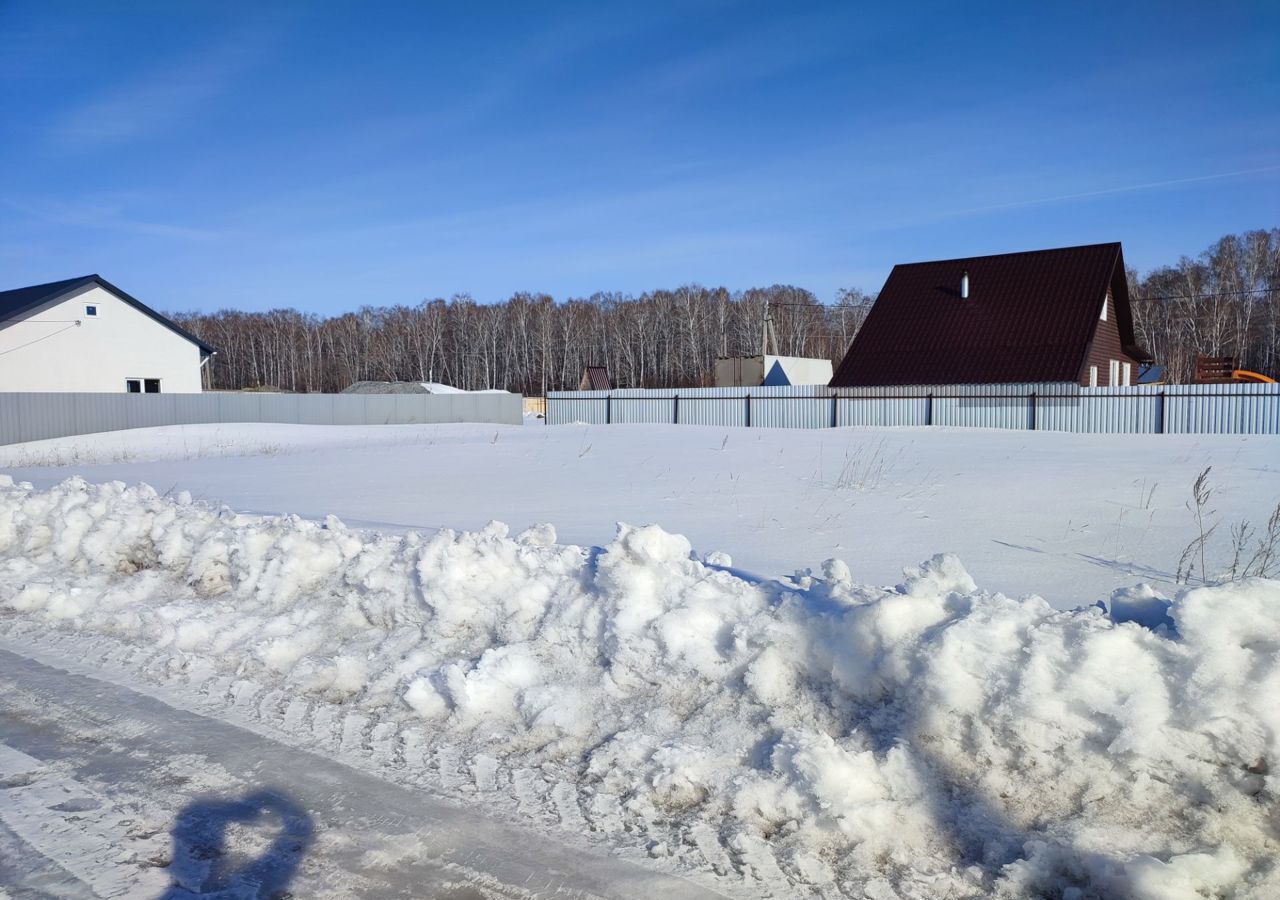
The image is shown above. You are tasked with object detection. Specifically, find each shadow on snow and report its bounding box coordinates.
[158,788,313,899]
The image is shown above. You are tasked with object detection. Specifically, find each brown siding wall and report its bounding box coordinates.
[1079,291,1140,385]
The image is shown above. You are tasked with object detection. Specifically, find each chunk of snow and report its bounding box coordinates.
[1108,583,1176,632]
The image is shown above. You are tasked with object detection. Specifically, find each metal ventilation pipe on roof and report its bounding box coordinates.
[960,270,970,299]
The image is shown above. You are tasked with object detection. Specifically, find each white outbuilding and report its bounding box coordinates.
[714,355,834,387]
[0,275,214,393]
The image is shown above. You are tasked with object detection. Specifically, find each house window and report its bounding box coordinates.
[85,305,98,317]
[126,379,142,393]
[1109,360,1120,386]
[144,379,161,393]
[1089,366,1098,388]
[1121,362,1132,387]
[1100,297,1108,321]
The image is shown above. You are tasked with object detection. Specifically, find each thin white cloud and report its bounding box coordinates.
[631,8,847,100]
[47,31,269,149]
[948,165,1280,217]
[4,197,228,242]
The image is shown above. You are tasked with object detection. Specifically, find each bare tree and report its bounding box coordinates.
[170,228,1277,393]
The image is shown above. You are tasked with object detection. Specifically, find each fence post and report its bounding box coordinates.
[1030,392,1037,431]
[605,393,611,425]
[831,393,837,428]
[1157,390,1164,434]
[926,392,932,426]
[745,393,752,428]
[673,393,679,425]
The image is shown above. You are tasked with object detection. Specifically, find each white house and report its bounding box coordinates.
[0,275,214,393]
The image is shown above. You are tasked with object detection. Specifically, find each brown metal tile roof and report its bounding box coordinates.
[580,366,612,390]
[830,242,1143,386]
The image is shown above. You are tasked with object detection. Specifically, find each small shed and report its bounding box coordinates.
[715,355,833,387]
[579,366,612,390]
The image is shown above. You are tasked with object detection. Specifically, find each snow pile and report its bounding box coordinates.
[0,475,1276,899]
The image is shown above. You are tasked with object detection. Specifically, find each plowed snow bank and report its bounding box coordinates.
[0,475,1276,898]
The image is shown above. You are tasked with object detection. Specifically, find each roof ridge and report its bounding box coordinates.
[892,242,1120,269]
[0,274,215,355]
[0,274,97,298]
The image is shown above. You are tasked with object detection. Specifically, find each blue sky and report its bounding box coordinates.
[1,1,1277,313]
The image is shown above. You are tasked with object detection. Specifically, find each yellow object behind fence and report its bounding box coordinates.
[1232,370,1277,384]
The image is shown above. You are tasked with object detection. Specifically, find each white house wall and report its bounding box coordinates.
[765,356,834,386]
[0,284,203,393]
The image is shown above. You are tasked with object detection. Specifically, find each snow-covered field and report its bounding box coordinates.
[3,422,1278,606]
[1,422,1278,898]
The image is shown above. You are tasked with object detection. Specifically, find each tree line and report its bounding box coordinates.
[1127,229,1280,383]
[171,228,1279,393]
[173,286,875,393]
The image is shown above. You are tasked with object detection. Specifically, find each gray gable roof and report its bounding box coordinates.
[0,274,216,355]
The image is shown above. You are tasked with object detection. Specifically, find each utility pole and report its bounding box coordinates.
[761,298,779,357]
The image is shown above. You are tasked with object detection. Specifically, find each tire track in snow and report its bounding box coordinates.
[5,622,801,898]
[2,620,787,897]
[0,641,731,899]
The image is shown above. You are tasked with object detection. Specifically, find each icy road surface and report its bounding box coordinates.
[0,639,724,899]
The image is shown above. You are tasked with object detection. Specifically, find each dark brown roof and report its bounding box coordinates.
[580,366,611,390]
[830,242,1148,386]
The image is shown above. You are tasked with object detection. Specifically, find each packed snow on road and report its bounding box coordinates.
[1,422,1278,899]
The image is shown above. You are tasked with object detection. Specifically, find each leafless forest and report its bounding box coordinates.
[172,228,1279,393]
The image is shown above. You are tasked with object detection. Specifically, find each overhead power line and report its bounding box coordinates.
[1136,287,1280,302]
[766,301,872,310]
[0,322,79,356]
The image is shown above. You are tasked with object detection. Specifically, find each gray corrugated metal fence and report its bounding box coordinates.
[545,383,1280,435]
[0,392,524,445]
